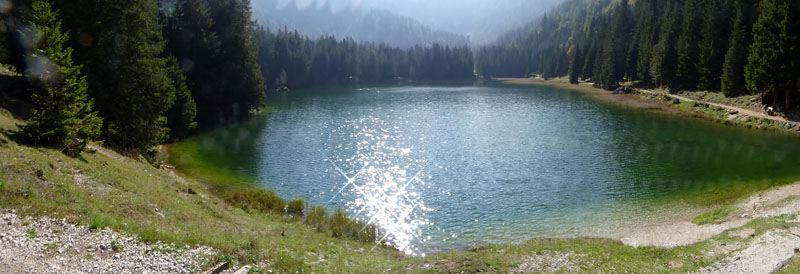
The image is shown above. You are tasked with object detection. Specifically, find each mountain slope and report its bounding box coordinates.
[252,3,468,48]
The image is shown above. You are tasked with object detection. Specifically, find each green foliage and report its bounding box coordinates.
[26,228,37,239]
[477,0,798,112]
[568,45,581,84]
[674,0,702,90]
[722,0,754,97]
[287,198,304,216]
[222,188,285,215]
[52,0,176,154]
[745,0,799,110]
[164,56,197,140]
[16,0,102,157]
[257,27,474,90]
[304,205,327,228]
[692,206,733,225]
[650,2,681,88]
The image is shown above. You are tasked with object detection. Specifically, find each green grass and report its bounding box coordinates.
[693,206,733,225]
[0,108,405,272]
[4,104,800,273]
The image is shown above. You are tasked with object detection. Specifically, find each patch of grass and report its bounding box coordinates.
[221,188,286,215]
[779,254,800,273]
[111,239,122,252]
[404,237,715,273]
[87,211,117,230]
[26,228,37,239]
[693,206,733,225]
[287,198,304,216]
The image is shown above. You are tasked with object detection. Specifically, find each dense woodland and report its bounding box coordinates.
[0,0,473,159]
[477,0,800,111]
[256,27,474,89]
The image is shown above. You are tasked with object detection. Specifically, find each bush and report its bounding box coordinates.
[287,198,305,216]
[305,206,327,230]
[223,188,286,215]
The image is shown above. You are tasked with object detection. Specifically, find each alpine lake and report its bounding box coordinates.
[169,83,800,256]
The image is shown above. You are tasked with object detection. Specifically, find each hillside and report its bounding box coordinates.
[0,104,405,272]
[477,0,800,115]
[252,3,468,48]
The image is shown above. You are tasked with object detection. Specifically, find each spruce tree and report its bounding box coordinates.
[721,0,752,97]
[164,0,221,127]
[650,3,681,89]
[568,45,581,84]
[675,0,702,90]
[696,0,731,91]
[164,56,197,140]
[17,0,102,157]
[53,0,177,154]
[745,0,798,109]
[634,0,659,85]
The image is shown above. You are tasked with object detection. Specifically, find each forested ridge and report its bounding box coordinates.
[477,0,800,112]
[0,0,473,160]
[256,27,474,89]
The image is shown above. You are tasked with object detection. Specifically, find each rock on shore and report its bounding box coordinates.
[0,209,217,274]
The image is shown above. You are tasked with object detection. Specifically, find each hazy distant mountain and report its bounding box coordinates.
[252,2,469,48]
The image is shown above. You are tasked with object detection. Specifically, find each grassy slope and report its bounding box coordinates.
[0,108,406,273]
[3,104,800,272]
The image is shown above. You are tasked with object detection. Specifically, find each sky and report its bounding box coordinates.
[255,0,563,44]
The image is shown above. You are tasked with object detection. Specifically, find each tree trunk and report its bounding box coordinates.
[786,88,792,111]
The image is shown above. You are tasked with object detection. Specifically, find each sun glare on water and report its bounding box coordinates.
[324,116,434,256]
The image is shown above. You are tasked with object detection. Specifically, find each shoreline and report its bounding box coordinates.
[495,77,800,135]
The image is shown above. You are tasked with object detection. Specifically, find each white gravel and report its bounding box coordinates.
[0,209,218,274]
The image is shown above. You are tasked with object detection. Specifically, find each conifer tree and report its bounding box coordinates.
[53,0,177,154]
[696,0,731,91]
[650,3,681,88]
[745,0,799,109]
[17,0,102,157]
[568,45,581,84]
[675,0,702,90]
[721,0,753,97]
[164,56,197,140]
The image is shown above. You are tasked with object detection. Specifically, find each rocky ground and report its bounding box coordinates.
[0,209,218,274]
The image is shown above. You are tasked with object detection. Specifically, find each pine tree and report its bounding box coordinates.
[745,0,798,110]
[208,0,265,122]
[650,3,681,89]
[54,0,177,154]
[634,0,659,85]
[164,56,197,140]
[568,45,581,84]
[674,0,702,90]
[17,0,102,157]
[721,0,753,97]
[696,0,731,91]
[164,0,221,127]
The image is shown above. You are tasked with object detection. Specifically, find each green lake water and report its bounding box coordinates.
[170,84,800,255]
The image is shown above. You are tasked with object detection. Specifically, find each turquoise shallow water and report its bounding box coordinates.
[173,84,800,255]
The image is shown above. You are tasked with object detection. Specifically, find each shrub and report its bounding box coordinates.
[304,205,327,230]
[223,188,285,215]
[287,198,305,216]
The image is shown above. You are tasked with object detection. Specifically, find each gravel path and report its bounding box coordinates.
[698,227,800,274]
[0,209,218,274]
